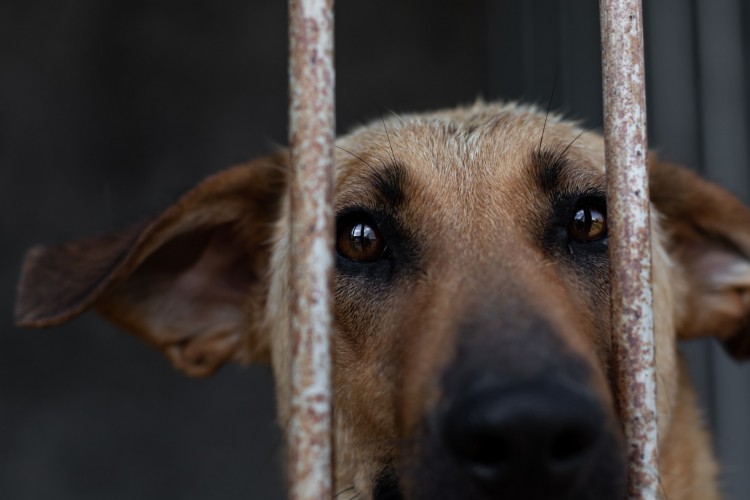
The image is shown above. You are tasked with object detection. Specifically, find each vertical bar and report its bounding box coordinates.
[599,1,659,499]
[288,0,335,499]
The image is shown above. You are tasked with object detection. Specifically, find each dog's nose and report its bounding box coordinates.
[442,379,605,497]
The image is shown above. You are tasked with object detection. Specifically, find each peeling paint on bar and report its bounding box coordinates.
[288,0,335,499]
[599,1,659,498]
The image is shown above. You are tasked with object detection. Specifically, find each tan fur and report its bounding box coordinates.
[16,102,750,499]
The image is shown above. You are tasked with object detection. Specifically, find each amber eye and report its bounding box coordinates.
[337,219,387,261]
[569,204,607,243]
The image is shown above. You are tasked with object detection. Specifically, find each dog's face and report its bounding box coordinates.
[324,106,623,499]
[16,102,750,499]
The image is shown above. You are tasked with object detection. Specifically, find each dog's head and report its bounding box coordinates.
[16,102,750,499]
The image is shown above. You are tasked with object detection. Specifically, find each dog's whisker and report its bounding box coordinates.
[385,106,406,124]
[649,461,671,500]
[556,124,595,164]
[335,484,357,498]
[377,104,398,165]
[337,145,378,175]
[538,67,559,155]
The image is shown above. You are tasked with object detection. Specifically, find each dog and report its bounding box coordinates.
[15,101,750,499]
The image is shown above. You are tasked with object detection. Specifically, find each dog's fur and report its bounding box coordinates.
[16,102,750,499]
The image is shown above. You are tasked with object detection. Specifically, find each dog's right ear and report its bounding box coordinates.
[650,159,750,361]
[15,154,288,377]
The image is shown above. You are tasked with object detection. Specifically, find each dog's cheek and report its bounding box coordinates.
[332,281,406,459]
[554,254,613,373]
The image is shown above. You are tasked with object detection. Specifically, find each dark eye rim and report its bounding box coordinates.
[335,210,389,262]
[568,198,608,243]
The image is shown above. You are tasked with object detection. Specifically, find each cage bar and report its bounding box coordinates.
[287,0,335,498]
[599,0,659,498]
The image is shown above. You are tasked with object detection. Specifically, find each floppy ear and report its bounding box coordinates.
[15,154,288,376]
[650,159,750,360]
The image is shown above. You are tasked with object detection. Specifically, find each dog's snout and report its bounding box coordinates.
[442,379,605,497]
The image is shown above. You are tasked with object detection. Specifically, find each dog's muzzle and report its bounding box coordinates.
[392,310,627,500]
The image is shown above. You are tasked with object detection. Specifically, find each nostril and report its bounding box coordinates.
[444,400,516,469]
[468,435,510,466]
[550,423,599,464]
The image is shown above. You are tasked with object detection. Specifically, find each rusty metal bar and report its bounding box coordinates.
[288,0,335,498]
[599,1,659,498]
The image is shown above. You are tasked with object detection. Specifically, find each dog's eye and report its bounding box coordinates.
[569,204,607,243]
[337,219,387,261]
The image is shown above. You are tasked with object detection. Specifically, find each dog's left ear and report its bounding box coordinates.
[650,159,750,360]
[15,155,287,376]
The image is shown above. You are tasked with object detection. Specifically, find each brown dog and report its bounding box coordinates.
[16,102,750,499]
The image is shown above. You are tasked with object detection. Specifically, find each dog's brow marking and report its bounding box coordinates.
[532,147,569,192]
[369,162,407,208]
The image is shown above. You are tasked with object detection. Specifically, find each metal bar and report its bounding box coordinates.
[288,0,335,498]
[599,1,659,498]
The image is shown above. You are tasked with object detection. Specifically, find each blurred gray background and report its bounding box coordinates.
[1,0,748,498]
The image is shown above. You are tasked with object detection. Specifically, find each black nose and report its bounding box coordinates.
[442,378,606,498]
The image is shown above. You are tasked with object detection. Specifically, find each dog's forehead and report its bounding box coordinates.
[333,103,605,218]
